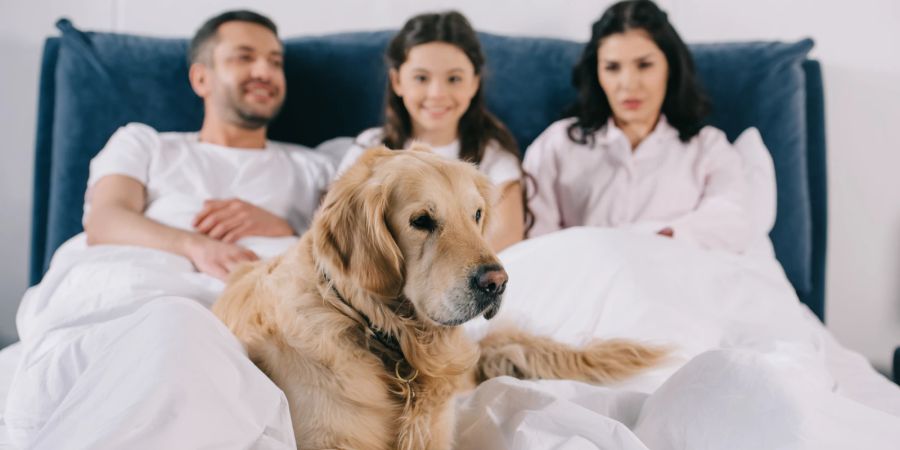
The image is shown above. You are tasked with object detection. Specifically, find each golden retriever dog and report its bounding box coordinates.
[213,146,665,450]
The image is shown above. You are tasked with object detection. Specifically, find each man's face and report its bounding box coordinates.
[193,21,286,129]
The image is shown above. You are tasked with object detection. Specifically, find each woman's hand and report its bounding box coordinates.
[193,198,295,243]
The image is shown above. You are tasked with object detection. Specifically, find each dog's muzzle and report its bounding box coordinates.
[469,264,508,320]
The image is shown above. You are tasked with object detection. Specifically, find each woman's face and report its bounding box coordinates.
[597,29,669,128]
[390,42,480,145]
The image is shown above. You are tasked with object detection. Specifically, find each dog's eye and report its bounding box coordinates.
[475,209,482,224]
[410,214,437,232]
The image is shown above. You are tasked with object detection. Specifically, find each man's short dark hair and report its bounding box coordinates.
[189,10,279,65]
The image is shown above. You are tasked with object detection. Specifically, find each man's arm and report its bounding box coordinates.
[83,175,258,280]
[192,198,295,243]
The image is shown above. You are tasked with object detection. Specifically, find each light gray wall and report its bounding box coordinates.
[2,0,899,373]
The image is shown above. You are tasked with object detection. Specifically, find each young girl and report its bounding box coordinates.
[337,11,525,252]
[524,0,752,253]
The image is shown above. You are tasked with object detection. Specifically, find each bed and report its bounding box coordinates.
[3,18,898,449]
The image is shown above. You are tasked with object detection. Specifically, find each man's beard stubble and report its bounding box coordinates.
[225,85,284,130]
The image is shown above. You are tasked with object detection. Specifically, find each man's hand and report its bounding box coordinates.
[193,198,294,243]
[184,234,259,280]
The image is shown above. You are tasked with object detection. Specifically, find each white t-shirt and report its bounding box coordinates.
[336,127,522,187]
[85,123,335,238]
[523,116,752,253]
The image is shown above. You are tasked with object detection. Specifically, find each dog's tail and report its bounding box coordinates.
[475,327,668,384]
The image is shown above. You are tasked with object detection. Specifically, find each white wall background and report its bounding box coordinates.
[1,0,898,373]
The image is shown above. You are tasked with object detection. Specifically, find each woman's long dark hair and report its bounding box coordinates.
[381,11,519,165]
[567,0,710,144]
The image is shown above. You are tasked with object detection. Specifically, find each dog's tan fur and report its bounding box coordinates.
[213,147,666,450]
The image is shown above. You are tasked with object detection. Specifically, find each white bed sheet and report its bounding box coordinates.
[3,227,899,449]
[0,343,22,449]
[456,227,900,449]
[4,234,297,449]
[2,339,892,449]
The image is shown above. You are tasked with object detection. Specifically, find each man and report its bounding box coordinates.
[85,10,333,279]
[6,11,325,448]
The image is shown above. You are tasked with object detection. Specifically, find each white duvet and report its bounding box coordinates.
[5,228,900,449]
[459,228,900,449]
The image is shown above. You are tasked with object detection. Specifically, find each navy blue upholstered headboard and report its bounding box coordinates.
[29,20,827,321]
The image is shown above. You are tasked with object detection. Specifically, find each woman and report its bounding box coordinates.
[338,11,526,252]
[524,0,751,253]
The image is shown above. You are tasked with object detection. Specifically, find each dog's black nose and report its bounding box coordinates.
[471,264,508,296]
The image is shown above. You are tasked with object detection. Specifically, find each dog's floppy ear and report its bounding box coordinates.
[313,148,404,297]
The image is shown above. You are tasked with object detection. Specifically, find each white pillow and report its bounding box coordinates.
[733,127,777,236]
[314,136,355,172]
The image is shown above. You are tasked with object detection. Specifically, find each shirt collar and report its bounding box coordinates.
[403,138,460,160]
[595,114,678,148]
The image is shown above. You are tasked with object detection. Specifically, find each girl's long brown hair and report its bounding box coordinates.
[381,11,519,165]
[380,11,534,233]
